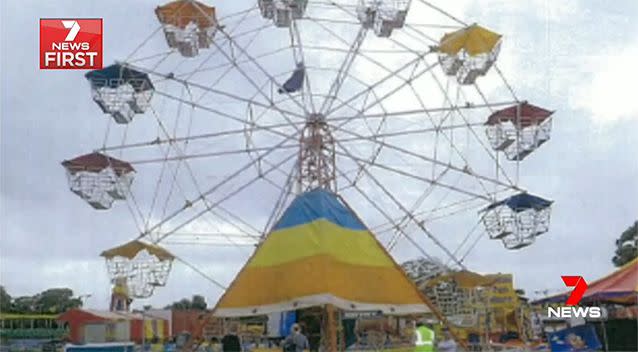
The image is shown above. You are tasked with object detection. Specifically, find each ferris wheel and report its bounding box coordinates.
[62,0,555,299]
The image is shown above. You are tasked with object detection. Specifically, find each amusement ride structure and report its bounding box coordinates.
[61,0,556,347]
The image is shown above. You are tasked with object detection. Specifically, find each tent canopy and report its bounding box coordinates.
[213,189,432,317]
[100,240,174,261]
[155,0,217,29]
[439,24,501,56]
[61,152,135,175]
[85,64,154,91]
[485,102,554,127]
[534,258,638,305]
[484,193,553,213]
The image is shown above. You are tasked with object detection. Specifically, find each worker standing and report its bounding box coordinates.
[414,320,436,352]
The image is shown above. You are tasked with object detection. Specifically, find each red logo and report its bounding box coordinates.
[561,275,588,306]
[40,18,103,69]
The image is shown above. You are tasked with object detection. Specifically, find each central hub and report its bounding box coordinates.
[297,113,336,192]
[307,112,326,123]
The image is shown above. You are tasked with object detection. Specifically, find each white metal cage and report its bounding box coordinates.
[162,21,216,57]
[501,233,536,250]
[439,41,501,85]
[105,251,174,299]
[259,0,308,27]
[90,81,154,124]
[501,119,552,161]
[357,0,410,37]
[65,167,134,209]
[482,204,551,249]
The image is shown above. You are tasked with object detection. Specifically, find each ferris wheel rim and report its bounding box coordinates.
[71,0,553,297]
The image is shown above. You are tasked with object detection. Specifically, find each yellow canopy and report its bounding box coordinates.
[439,24,501,56]
[100,240,174,261]
[156,0,216,29]
[213,189,434,317]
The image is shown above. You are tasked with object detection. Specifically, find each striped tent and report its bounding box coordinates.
[213,189,433,317]
[534,257,638,305]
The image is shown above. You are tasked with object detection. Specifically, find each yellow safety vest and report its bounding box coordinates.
[415,326,435,352]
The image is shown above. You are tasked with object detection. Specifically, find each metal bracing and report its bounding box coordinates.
[297,114,337,192]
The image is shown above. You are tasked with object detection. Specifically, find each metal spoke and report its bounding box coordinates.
[320,26,368,114]
[138,126,301,239]
[290,19,318,113]
[330,123,520,192]
[334,139,465,268]
[214,27,309,118]
[334,166,445,271]
[154,152,298,243]
[124,63,306,120]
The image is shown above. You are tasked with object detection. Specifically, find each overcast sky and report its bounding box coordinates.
[1,0,637,310]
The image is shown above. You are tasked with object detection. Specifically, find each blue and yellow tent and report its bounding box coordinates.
[213,189,433,317]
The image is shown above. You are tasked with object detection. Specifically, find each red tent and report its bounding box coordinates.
[485,102,554,128]
[535,258,638,305]
[61,152,135,175]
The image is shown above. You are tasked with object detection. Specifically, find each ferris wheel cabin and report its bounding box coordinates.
[485,102,554,161]
[101,240,175,299]
[357,0,411,37]
[156,0,218,57]
[258,0,308,28]
[85,64,154,124]
[438,24,502,85]
[61,152,135,210]
[481,193,553,250]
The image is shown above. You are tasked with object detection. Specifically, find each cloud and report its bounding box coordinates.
[569,45,638,123]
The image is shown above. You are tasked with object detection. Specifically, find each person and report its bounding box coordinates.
[150,337,164,352]
[283,323,309,352]
[437,330,458,352]
[210,337,221,352]
[413,320,435,352]
[221,333,242,352]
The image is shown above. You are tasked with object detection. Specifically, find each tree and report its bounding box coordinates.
[612,220,638,267]
[2,287,82,314]
[191,295,207,310]
[165,295,207,310]
[35,288,82,313]
[12,296,37,313]
[0,286,11,312]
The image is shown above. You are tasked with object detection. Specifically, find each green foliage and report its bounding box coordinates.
[191,295,207,310]
[0,286,83,314]
[165,294,207,310]
[612,220,638,267]
[0,285,11,312]
[12,296,37,313]
[36,288,82,313]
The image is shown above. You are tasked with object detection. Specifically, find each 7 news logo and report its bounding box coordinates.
[547,276,602,319]
[40,18,103,69]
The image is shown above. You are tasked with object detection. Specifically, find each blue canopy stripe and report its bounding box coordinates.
[272,188,366,231]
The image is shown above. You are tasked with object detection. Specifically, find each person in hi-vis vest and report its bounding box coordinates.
[414,320,436,352]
